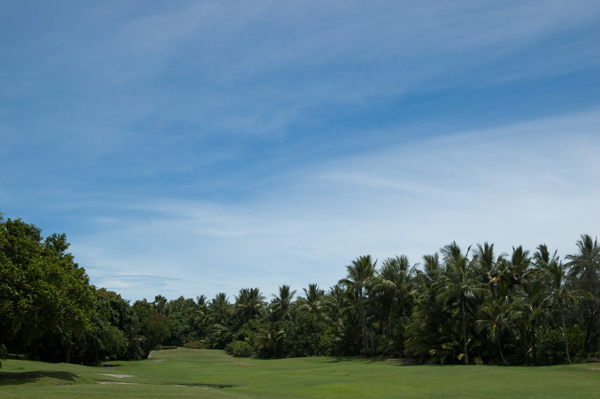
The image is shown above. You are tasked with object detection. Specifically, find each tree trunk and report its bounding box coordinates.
[367,294,375,353]
[370,319,375,353]
[498,339,506,365]
[561,305,571,365]
[531,319,537,366]
[584,307,600,352]
[401,292,409,325]
[389,297,394,336]
[66,341,72,364]
[359,292,368,349]
[461,294,469,365]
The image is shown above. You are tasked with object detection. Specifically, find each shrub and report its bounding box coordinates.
[226,341,253,357]
[184,340,206,349]
[0,344,7,369]
[538,329,567,365]
[155,345,178,350]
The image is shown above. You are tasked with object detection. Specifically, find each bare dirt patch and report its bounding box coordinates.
[154,359,167,362]
[97,381,137,385]
[97,373,133,378]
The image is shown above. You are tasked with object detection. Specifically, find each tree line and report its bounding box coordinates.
[1,214,599,367]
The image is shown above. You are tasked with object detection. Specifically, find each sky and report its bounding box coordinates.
[1,0,599,302]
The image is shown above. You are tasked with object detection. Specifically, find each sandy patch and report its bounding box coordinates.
[97,381,137,385]
[97,373,134,378]
[154,359,167,362]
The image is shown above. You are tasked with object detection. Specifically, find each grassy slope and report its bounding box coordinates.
[1,348,599,399]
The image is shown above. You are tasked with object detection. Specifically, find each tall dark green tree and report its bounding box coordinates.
[437,242,488,365]
[566,235,600,353]
[234,288,266,324]
[339,255,377,352]
[270,285,296,321]
[0,218,95,360]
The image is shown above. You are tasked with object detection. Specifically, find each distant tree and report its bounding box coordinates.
[0,218,95,361]
[190,295,209,336]
[475,299,521,365]
[436,242,488,365]
[234,288,266,324]
[255,322,286,358]
[566,235,600,353]
[132,300,171,358]
[300,284,325,315]
[270,285,296,321]
[537,246,586,364]
[339,255,377,352]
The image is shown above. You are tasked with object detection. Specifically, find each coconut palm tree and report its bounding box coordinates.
[255,322,286,358]
[475,299,521,365]
[472,242,505,288]
[378,255,415,328]
[505,246,532,289]
[339,255,377,351]
[209,293,231,326]
[300,284,325,315]
[405,254,450,363]
[537,246,586,364]
[436,242,489,364]
[270,285,297,321]
[189,295,209,334]
[323,283,346,324]
[566,235,600,352]
[235,288,266,324]
[512,282,548,366]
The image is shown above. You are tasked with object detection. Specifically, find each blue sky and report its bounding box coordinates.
[1,0,599,301]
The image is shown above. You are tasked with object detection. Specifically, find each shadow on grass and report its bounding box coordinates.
[178,383,237,388]
[366,356,389,363]
[324,357,357,363]
[0,370,78,386]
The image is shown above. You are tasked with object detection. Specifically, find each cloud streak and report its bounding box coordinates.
[1,1,598,301]
[70,110,600,300]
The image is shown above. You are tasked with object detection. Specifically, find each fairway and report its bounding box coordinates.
[1,348,599,399]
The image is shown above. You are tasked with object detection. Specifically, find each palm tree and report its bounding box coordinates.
[472,242,505,288]
[300,284,325,315]
[270,285,296,321]
[437,242,488,365]
[505,246,532,289]
[234,288,266,324]
[189,295,209,334]
[405,254,449,363]
[378,255,414,328]
[209,293,231,325]
[566,235,600,352]
[339,255,377,351]
[205,293,233,347]
[323,283,346,324]
[255,322,286,358]
[537,246,585,364]
[513,283,548,366]
[475,299,521,365]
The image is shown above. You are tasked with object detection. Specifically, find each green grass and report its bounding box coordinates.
[1,348,599,398]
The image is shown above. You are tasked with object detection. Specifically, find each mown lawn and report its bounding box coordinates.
[1,348,599,399]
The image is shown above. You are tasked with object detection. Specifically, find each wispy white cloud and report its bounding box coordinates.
[1,1,598,302]
[71,109,600,300]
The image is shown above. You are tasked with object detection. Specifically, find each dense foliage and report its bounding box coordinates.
[1,214,599,366]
